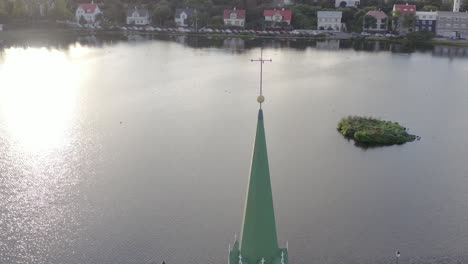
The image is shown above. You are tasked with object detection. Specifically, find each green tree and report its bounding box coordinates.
[461,0,468,11]
[292,5,319,29]
[0,0,8,21]
[79,15,87,25]
[208,15,222,27]
[421,5,438,11]
[12,0,27,18]
[153,0,172,26]
[363,15,377,29]
[54,0,72,20]
[402,13,415,28]
[102,0,125,23]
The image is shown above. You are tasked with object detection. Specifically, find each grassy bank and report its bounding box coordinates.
[337,116,417,146]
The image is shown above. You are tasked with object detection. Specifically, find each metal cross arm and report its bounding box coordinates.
[251,48,272,107]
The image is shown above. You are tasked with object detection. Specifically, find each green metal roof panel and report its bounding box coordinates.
[240,109,279,264]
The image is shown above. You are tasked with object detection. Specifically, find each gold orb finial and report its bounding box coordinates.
[257,95,265,104]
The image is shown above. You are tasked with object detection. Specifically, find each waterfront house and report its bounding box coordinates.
[436,11,468,38]
[223,8,246,27]
[175,8,195,27]
[264,9,292,27]
[415,11,437,33]
[317,11,344,31]
[335,0,360,8]
[392,3,416,34]
[126,7,150,26]
[363,10,388,32]
[75,2,102,24]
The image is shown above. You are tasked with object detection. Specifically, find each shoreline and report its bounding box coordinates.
[2,27,468,48]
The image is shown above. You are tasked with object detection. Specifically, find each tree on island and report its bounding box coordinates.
[337,116,417,146]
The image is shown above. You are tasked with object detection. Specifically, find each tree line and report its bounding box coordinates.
[1,0,468,30]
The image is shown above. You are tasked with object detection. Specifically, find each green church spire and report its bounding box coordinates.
[229,108,288,264]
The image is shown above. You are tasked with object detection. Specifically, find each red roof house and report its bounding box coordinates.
[224,8,246,27]
[393,4,416,14]
[78,3,98,13]
[264,8,292,25]
[75,3,101,23]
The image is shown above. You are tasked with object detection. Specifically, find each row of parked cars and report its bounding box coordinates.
[116,26,311,36]
[357,32,398,38]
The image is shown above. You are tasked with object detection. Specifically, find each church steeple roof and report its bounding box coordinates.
[229,50,287,264]
[229,108,287,264]
[240,109,278,263]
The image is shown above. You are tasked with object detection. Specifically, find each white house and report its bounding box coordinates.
[175,8,195,27]
[127,7,150,25]
[75,3,102,24]
[317,11,344,31]
[335,0,360,8]
[223,8,246,27]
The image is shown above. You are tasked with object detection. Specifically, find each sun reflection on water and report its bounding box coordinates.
[0,47,83,152]
[0,45,98,264]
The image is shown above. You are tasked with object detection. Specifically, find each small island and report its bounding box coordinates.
[337,116,417,146]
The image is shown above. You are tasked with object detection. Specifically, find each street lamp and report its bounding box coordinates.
[395,250,401,264]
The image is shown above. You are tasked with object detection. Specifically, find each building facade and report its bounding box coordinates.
[335,0,360,8]
[363,10,388,32]
[75,3,101,24]
[436,11,468,38]
[317,11,344,31]
[264,9,292,26]
[392,4,416,34]
[415,11,437,33]
[126,7,150,25]
[175,8,195,27]
[223,8,246,27]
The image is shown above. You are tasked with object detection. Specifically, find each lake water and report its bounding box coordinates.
[1,35,468,264]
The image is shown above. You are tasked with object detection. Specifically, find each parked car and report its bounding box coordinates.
[361,32,371,36]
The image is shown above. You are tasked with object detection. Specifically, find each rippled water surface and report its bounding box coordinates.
[1,37,468,264]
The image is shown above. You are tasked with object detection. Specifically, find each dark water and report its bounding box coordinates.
[1,34,468,264]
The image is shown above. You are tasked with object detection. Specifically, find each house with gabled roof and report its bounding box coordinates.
[363,10,388,32]
[392,3,416,34]
[175,8,195,27]
[317,11,344,31]
[127,7,150,25]
[264,8,292,27]
[224,8,246,27]
[75,2,102,24]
